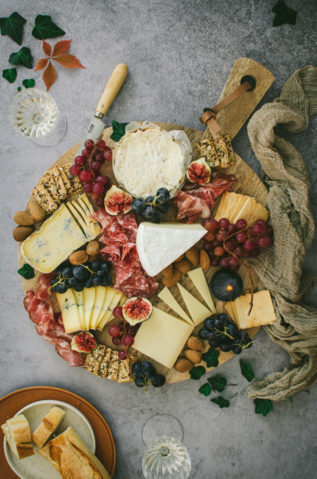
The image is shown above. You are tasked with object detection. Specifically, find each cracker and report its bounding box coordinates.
[32,184,57,214]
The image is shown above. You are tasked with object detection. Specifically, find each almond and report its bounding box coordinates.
[185,246,199,266]
[174,358,193,373]
[162,270,182,287]
[187,336,204,351]
[28,199,46,222]
[175,258,192,275]
[86,240,100,256]
[174,254,184,263]
[184,349,202,364]
[13,211,34,226]
[69,250,89,265]
[200,249,211,271]
[13,226,34,241]
[162,264,174,278]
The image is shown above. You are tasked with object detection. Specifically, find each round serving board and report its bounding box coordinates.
[18,122,267,384]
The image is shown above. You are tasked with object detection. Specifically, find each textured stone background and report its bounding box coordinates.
[0,1,317,478]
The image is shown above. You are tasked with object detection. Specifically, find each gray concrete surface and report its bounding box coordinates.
[1,0,317,478]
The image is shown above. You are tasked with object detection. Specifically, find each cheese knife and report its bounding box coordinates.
[69,63,128,176]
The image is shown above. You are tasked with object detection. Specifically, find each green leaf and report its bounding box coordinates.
[190,366,206,380]
[202,348,219,368]
[239,360,255,382]
[22,78,35,88]
[9,47,33,69]
[17,86,21,91]
[272,1,297,26]
[2,67,17,83]
[18,264,35,279]
[110,120,128,142]
[32,15,65,40]
[211,396,230,408]
[199,383,211,396]
[0,12,26,45]
[208,374,227,392]
[254,399,274,417]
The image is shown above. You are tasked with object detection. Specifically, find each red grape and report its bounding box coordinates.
[236,232,247,243]
[219,218,230,229]
[90,192,99,201]
[96,175,108,184]
[258,236,272,248]
[83,183,93,193]
[203,241,214,251]
[205,231,216,241]
[225,239,236,251]
[96,197,104,207]
[109,325,121,338]
[70,165,80,177]
[119,321,125,330]
[119,350,128,359]
[79,170,92,183]
[95,152,104,163]
[92,182,104,194]
[123,335,134,347]
[219,256,230,268]
[214,246,225,257]
[252,222,266,235]
[75,155,85,166]
[227,224,236,234]
[97,139,106,148]
[113,306,123,318]
[104,147,112,161]
[236,219,247,230]
[112,337,121,345]
[82,148,90,158]
[212,239,222,247]
[244,239,257,251]
[228,256,239,267]
[91,161,101,172]
[85,139,95,150]
[254,219,266,227]
[203,219,219,232]
[233,246,243,256]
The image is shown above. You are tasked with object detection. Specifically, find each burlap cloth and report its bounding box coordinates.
[246,65,317,401]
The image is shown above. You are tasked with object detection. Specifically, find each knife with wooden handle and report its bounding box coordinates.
[69,63,128,176]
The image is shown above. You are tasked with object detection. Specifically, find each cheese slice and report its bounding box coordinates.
[177,283,211,325]
[73,290,84,329]
[187,267,216,312]
[136,222,207,277]
[133,307,194,368]
[226,290,276,329]
[90,286,107,330]
[83,288,96,330]
[71,194,101,238]
[56,289,81,333]
[158,287,192,324]
[214,192,269,227]
[97,289,122,331]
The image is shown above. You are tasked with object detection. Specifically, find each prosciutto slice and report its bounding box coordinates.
[24,275,83,367]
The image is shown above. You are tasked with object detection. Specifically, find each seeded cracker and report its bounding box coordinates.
[214,137,229,168]
[32,184,57,214]
[51,167,67,199]
[99,348,112,378]
[197,138,220,167]
[40,174,61,205]
[83,345,106,375]
[223,134,236,166]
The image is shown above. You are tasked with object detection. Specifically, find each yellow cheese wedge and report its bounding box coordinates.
[56,289,81,333]
[73,290,84,329]
[158,287,193,324]
[177,283,211,325]
[225,290,276,329]
[71,195,101,238]
[97,289,122,331]
[214,192,269,226]
[133,307,194,369]
[187,267,216,312]
[83,288,96,330]
[89,286,107,330]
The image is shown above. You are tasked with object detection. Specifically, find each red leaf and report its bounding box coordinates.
[43,61,57,91]
[53,54,85,69]
[42,40,52,57]
[52,39,71,57]
[34,58,48,71]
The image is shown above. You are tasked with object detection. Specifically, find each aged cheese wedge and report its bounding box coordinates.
[187,267,216,312]
[225,290,276,329]
[97,289,122,331]
[90,286,107,330]
[158,287,193,324]
[95,288,116,330]
[137,222,207,277]
[56,289,81,333]
[83,288,96,330]
[71,194,101,238]
[214,192,269,226]
[73,290,84,329]
[177,283,211,325]
[133,307,194,369]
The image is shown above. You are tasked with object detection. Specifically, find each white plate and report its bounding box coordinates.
[3,399,96,479]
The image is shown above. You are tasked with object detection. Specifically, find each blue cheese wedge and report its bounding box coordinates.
[56,289,81,333]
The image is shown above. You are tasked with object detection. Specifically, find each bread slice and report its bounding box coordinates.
[38,426,110,479]
[32,406,66,448]
[1,414,34,460]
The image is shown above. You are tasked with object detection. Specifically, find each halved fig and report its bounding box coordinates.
[186,158,211,185]
[104,185,133,215]
[71,331,97,353]
[122,297,153,326]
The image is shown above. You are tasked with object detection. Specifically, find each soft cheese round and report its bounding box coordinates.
[113,126,191,198]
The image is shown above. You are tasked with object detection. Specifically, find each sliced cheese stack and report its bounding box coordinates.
[177,283,211,325]
[56,286,123,333]
[214,192,269,226]
[225,290,276,329]
[21,194,101,273]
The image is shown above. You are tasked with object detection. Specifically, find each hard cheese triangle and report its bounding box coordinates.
[56,289,81,333]
[133,307,194,368]
[136,222,207,276]
[225,290,276,329]
[187,267,216,312]
[158,287,193,324]
[177,283,211,325]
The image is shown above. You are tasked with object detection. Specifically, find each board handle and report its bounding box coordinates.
[96,63,128,116]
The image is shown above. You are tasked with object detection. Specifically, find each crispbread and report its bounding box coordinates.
[40,173,61,205]
[84,346,132,383]
[51,167,67,199]
[223,134,236,166]
[214,137,229,166]
[197,138,220,167]
[83,345,106,375]
[32,183,57,213]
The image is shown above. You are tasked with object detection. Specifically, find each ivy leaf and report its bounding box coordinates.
[0,12,26,45]
[9,47,33,69]
[42,61,57,91]
[110,120,128,142]
[190,366,206,380]
[32,15,65,40]
[211,396,230,408]
[199,383,211,396]
[2,67,17,83]
[208,374,227,392]
[272,1,297,27]
[239,360,255,382]
[254,399,274,417]
[202,348,219,368]
[22,78,35,88]
[18,264,35,279]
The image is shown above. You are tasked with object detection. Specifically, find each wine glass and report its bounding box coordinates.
[7,88,67,146]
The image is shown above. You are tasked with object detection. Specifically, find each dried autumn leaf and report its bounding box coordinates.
[34,58,48,71]
[53,54,85,69]
[52,39,71,57]
[42,39,52,56]
[43,61,57,91]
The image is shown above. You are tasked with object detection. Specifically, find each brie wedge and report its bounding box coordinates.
[136,222,207,277]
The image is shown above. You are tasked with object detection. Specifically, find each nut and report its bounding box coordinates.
[86,240,100,256]
[174,254,184,263]
[184,349,202,364]
[28,199,46,222]
[174,358,193,372]
[69,250,89,265]
[187,336,204,351]
[162,264,174,278]
[162,270,182,287]
[13,211,34,226]
[175,258,192,275]
[185,246,199,266]
[200,249,211,271]
[13,226,34,241]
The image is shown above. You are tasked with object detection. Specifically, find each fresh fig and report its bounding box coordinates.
[122,297,153,326]
[104,185,133,215]
[71,331,97,353]
[186,158,211,185]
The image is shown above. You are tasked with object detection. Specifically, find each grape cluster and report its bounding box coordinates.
[51,259,112,293]
[132,360,166,388]
[132,188,170,223]
[69,139,112,207]
[203,218,273,269]
[108,306,140,359]
[198,313,252,355]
